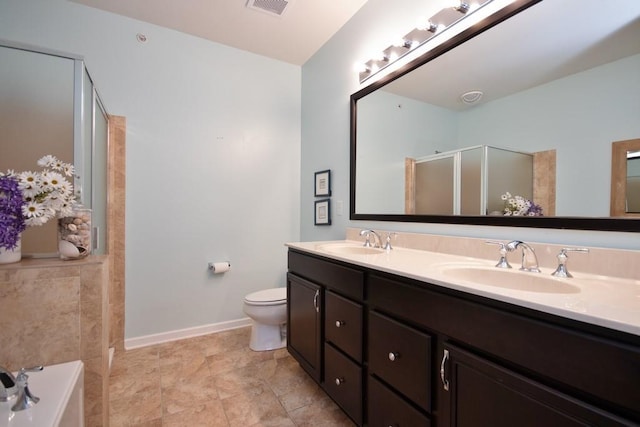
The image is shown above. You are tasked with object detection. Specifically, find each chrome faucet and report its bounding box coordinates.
[359,229,382,248]
[11,366,43,411]
[506,240,541,273]
[0,366,17,401]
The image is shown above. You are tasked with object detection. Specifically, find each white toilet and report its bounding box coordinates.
[243,287,287,351]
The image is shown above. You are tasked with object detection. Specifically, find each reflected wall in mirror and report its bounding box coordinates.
[611,139,640,217]
[351,0,640,231]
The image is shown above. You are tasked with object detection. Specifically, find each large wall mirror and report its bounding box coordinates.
[350,0,640,231]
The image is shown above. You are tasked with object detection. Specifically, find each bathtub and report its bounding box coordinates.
[0,361,84,427]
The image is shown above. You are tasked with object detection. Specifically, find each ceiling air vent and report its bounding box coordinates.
[246,0,292,17]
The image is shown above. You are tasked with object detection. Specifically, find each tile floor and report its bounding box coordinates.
[108,327,355,426]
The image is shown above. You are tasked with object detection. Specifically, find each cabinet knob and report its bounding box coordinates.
[335,320,345,328]
[335,377,345,386]
[388,352,400,361]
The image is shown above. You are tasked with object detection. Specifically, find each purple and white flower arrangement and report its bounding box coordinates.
[501,192,543,217]
[0,174,26,251]
[0,155,76,250]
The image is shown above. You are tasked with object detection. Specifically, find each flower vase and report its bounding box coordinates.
[58,206,92,260]
[0,237,21,264]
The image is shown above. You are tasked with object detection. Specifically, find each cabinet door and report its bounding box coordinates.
[287,273,322,382]
[440,343,630,427]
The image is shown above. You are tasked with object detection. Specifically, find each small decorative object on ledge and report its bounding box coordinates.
[58,206,92,260]
[501,192,543,216]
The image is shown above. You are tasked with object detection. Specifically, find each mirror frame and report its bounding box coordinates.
[350,0,640,232]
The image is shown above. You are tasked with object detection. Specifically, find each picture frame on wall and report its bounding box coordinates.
[314,169,331,197]
[314,199,331,225]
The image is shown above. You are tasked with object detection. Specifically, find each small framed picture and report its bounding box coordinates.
[314,199,331,225]
[314,169,331,197]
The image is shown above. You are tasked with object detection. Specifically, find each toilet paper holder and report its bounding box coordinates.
[208,261,231,274]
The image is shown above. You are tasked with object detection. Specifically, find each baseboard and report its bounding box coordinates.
[124,317,252,350]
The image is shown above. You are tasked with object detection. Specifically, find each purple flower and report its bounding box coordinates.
[0,174,27,250]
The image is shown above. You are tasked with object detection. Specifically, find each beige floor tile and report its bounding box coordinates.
[109,387,162,427]
[160,354,210,387]
[109,369,161,399]
[162,372,220,415]
[207,345,274,376]
[221,383,291,427]
[288,395,356,427]
[162,401,229,427]
[213,359,277,399]
[109,327,357,426]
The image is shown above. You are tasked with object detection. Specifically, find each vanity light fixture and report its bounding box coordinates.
[357,0,492,84]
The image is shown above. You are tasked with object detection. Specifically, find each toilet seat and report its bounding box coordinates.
[244,287,287,306]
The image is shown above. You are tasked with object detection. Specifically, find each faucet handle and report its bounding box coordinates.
[485,241,512,268]
[383,232,398,252]
[552,248,589,278]
[359,229,373,247]
[11,366,43,412]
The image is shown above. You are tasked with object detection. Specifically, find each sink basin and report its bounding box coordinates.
[438,265,581,294]
[317,243,384,256]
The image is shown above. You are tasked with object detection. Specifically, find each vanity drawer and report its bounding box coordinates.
[288,250,364,300]
[368,311,432,411]
[325,291,363,362]
[324,343,363,425]
[368,376,430,427]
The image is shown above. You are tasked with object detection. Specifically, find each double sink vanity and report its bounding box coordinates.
[286,231,640,426]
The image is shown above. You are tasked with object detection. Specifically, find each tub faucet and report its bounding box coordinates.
[506,240,541,273]
[11,366,43,412]
[359,229,382,248]
[0,366,17,401]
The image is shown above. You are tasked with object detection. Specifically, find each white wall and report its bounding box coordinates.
[0,0,301,339]
[301,0,640,249]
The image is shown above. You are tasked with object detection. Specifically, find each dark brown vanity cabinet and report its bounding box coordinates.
[287,250,365,425]
[287,249,640,427]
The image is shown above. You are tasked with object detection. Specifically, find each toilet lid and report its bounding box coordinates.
[244,287,287,304]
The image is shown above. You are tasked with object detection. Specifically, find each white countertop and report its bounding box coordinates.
[0,361,83,427]
[287,241,640,337]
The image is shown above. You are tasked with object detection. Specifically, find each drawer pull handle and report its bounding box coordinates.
[388,352,400,362]
[440,349,450,391]
[313,289,319,313]
[335,377,345,386]
[335,320,345,328]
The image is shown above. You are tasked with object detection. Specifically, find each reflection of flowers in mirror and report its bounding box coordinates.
[0,155,76,231]
[501,192,543,217]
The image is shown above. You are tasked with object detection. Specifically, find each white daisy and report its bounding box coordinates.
[37,155,57,168]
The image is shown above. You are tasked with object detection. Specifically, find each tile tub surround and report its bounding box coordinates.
[0,256,110,427]
[345,228,640,281]
[109,327,355,427]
